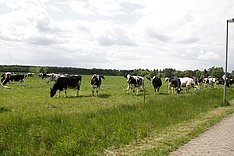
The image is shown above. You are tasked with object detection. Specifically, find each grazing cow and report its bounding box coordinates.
[1,72,12,83]
[179,77,199,92]
[126,74,144,94]
[41,73,60,83]
[2,74,25,85]
[203,77,217,89]
[166,76,182,94]
[218,76,234,87]
[147,76,162,92]
[50,75,82,97]
[193,77,203,89]
[26,73,35,77]
[91,74,105,96]
[226,78,234,87]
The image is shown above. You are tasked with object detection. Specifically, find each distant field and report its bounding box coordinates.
[1,75,234,155]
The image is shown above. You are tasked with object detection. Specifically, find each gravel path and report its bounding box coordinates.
[169,113,234,156]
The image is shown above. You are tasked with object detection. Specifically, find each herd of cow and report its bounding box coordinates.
[127,74,234,94]
[1,72,234,97]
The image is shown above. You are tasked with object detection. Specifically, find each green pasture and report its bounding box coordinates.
[1,75,234,155]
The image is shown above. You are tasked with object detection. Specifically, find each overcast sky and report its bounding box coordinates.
[0,0,234,71]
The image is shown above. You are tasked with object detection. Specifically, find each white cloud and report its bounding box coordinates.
[198,50,221,61]
[0,0,234,71]
[68,0,92,16]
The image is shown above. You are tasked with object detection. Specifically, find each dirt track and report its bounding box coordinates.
[169,113,234,156]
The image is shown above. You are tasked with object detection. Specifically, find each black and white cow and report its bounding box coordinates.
[26,73,35,77]
[166,76,182,94]
[217,76,234,87]
[2,73,25,85]
[203,77,218,89]
[1,72,12,83]
[41,73,61,83]
[91,74,105,96]
[126,74,144,94]
[147,76,162,92]
[226,78,234,87]
[50,75,82,97]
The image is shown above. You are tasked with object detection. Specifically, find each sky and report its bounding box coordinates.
[0,0,234,71]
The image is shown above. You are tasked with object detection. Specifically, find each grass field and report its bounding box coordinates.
[1,75,234,155]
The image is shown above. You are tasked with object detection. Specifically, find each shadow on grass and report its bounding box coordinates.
[53,95,92,98]
[158,92,170,95]
[97,94,112,98]
[0,107,11,113]
[55,94,112,99]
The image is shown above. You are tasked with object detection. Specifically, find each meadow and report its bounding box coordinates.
[1,75,234,155]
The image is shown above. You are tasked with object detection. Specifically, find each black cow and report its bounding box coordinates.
[2,73,25,85]
[227,78,234,87]
[151,76,162,92]
[50,75,82,97]
[166,76,182,94]
[91,74,105,96]
[126,74,144,94]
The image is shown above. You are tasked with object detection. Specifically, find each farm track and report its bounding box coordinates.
[104,105,234,156]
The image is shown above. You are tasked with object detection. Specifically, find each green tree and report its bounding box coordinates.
[209,66,224,78]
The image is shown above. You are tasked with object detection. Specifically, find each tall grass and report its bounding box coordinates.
[1,76,234,155]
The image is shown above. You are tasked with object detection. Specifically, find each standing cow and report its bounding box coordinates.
[166,76,182,94]
[147,76,162,92]
[91,74,105,96]
[50,75,82,97]
[179,77,199,92]
[126,74,144,94]
[203,76,217,89]
[1,73,25,86]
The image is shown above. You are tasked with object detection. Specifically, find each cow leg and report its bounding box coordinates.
[21,79,25,85]
[76,85,80,96]
[96,87,100,96]
[168,83,171,94]
[57,91,60,97]
[1,77,4,82]
[76,89,79,96]
[136,87,139,94]
[127,85,130,93]
[157,87,160,92]
[91,85,95,96]
[65,90,67,98]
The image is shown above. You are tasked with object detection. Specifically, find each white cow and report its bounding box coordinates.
[179,77,199,92]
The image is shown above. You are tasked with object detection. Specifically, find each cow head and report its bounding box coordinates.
[176,88,182,94]
[50,88,56,97]
[126,74,132,83]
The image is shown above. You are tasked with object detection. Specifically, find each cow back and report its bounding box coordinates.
[152,76,162,87]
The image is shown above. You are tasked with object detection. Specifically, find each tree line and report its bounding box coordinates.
[0,65,234,79]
